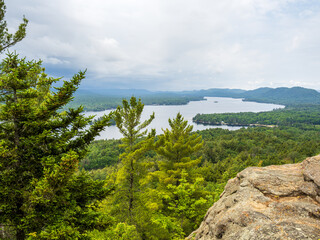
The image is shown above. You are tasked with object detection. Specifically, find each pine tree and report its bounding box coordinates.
[111,96,155,225]
[156,112,203,185]
[0,0,28,53]
[0,53,111,239]
[149,113,210,236]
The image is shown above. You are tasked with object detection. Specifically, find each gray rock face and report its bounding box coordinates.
[188,155,320,240]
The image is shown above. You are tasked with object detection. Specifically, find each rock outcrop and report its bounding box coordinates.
[188,155,320,240]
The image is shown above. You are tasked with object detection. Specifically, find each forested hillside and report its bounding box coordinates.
[193,105,320,128]
[67,90,204,111]
[2,54,320,240]
[241,87,320,105]
[75,84,320,239]
[79,102,320,239]
[68,86,320,111]
[2,46,320,240]
[1,1,320,239]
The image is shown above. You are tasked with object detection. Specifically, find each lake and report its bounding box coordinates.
[84,97,284,140]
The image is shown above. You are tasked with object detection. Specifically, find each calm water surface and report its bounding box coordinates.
[84,97,284,140]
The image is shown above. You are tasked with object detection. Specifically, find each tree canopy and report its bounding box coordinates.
[0,53,111,239]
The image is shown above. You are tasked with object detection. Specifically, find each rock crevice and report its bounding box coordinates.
[188,155,320,240]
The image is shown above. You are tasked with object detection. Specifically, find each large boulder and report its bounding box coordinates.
[188,155,320,240]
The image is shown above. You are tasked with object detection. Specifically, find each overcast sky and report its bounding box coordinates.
[5,0,320,91]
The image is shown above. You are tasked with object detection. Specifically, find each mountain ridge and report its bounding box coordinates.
[76,86,320,106]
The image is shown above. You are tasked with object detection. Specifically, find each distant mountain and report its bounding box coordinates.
[241,87,273,98]
[75,86,320,108]
[77,87,246,98]
[170,86,320,105]
[241,87,320,105]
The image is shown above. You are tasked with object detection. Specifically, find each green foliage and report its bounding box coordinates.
[0,0,28,53]
[76,105,320,239]
[111,96,156,225]
[3,2,319,238]
[0,53,111,239]
[80,139,122,170]
[198,126,320,183]
[98,101,209,239]
[165,172,211,233]
[144,114,211,237]
[193,105,320,128]
[2,56,319,240]
[113,96,155,147]
[155,113,203,185]
[87,223,140,240]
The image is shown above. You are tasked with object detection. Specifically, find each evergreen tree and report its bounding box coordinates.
[0,0,28,53]
[156,112,203,185]
[0,53,111,239]
[112,96,155,225]
[149,113,210,236]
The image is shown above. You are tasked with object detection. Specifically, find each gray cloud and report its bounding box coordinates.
[5,0,320,90]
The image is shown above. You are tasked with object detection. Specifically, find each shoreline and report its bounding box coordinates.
[83,96,285,113]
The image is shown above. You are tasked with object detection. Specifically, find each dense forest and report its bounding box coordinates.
[66,91,204,111]
[78,101,320,239]
[193,105,320,128]
[5,52,320,239]
[1,1,320,239]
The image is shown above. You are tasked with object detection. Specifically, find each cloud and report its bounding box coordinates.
[44,57,69,65]
[4,0,320,90]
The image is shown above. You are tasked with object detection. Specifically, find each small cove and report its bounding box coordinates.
[84,97,284,140]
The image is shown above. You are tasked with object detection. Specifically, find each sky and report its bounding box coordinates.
[5,0,320,91]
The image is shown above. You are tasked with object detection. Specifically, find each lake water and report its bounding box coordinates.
[84,97,284,140]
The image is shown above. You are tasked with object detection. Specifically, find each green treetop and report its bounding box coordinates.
[156,112,203,186]
[111,96,155,225]
[0,53,111,240]
[0,0,28,53]
[113,96,155,150]
[146,113,210,237]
